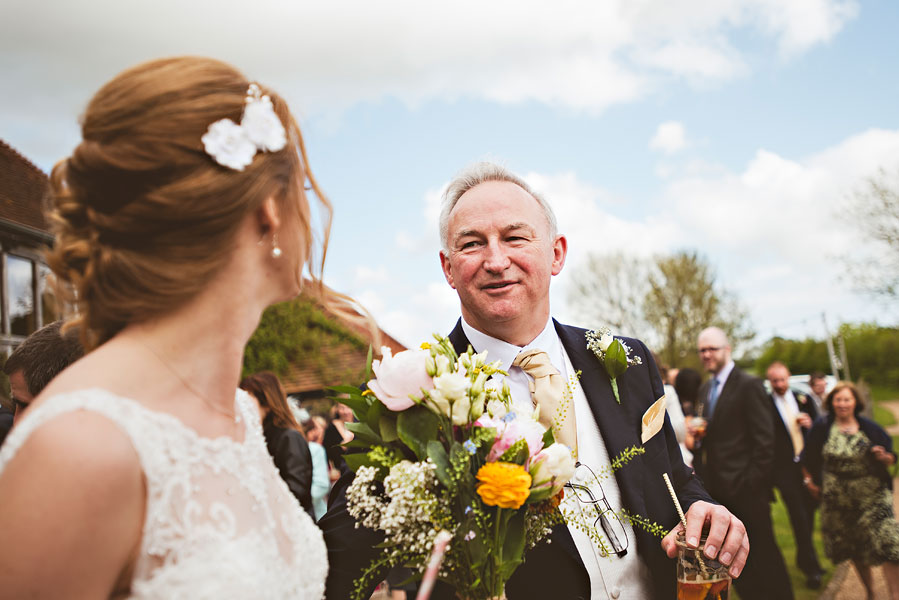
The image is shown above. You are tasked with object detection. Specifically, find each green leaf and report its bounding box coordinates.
[379,415,398,442]
[397,405,440,459]
[365,396,386,431]
[346,421,382,444]
[339,394,371,417]
[526,485,554,503]
[499,510,526,577]
[604,339,629,379]
[542,427,556,448]
[499,438,529,466]
[365,345,373,380]
[427,440,453,490]
[343,452,377,474]
[329,384,367,396]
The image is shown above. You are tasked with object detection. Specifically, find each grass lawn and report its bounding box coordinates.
[870,384,899,454]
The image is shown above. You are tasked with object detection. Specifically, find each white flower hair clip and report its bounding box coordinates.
[201,83,288,171]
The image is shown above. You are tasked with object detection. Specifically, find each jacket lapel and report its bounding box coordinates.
[554,322,647,519]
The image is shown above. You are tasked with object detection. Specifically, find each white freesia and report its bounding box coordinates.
[451,395,471,426]
[433,371,469,401]
[486,398,507,419]
[435,354,451,376]
[201,119,256,171]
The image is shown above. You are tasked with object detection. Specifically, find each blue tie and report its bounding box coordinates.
[707,378,720,417]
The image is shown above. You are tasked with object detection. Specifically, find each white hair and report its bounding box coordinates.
[438,161,558,252]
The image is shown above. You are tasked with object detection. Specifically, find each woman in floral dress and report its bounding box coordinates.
[802,381,899,599]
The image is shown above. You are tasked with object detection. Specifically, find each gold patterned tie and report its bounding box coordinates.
[512,349,577,454]
[784,400,805,457]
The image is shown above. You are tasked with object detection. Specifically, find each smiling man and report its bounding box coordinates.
[322,163,749,599]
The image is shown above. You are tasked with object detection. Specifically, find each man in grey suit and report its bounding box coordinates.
[695,327,793,599]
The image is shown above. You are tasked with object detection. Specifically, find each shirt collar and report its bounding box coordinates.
[715,360,736,385]
[460,316,561,371]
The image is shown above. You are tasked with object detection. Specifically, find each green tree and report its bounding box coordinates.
[643,251,752,368]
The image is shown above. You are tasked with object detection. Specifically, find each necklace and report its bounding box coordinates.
[136,336,240,425]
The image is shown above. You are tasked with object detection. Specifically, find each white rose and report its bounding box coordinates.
[201,119,256,171]
[241,95,287,152]
[530,444,576,495]
[433,372,469,402]
[426,389,450,417]
[599,331,614,352]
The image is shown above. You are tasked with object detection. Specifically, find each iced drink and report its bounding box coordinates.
[676,531,730,600]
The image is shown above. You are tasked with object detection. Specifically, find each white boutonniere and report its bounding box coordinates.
[586,326,642,404]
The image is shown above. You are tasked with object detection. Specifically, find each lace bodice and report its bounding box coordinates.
[0,388,327,599]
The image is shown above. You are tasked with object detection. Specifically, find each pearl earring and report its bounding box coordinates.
[271,233,282,258]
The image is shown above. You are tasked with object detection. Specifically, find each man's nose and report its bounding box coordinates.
[483,240,511,272]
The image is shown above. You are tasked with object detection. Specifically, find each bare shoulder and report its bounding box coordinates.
[0,408,145,596]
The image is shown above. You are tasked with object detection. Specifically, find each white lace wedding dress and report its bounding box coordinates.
[0,388,328,599]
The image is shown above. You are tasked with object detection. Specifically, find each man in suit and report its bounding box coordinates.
[766,361,824,589]
[695,327,793,599]
[321,163,749,599]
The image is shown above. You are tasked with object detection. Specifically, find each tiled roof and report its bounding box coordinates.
[0,139,50,233]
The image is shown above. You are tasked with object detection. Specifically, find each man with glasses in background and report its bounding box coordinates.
[2,321,83,438]
[694,327,793,599]
[322,163,749,599]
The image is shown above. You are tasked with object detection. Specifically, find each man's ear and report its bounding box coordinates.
[257,196,281,236]
[551,234,568,276]
[439,250,456,289]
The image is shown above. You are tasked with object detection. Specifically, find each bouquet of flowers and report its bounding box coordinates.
[336,336,576,600]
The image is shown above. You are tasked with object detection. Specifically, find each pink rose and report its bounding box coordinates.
[368,347,435,411]
[476,411,546,462]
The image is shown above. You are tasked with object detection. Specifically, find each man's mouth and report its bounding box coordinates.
[482,281,516,291]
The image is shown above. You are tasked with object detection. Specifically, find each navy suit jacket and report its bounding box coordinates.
[768,391,818,474]
[321,319,713,599]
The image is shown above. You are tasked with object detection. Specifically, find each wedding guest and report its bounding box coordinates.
[657,359,691,465]
[240,371,314,518]
[303,415,332,520]
[0,56,350,598]
[808,372,828,415]
[0,407,12,448]
[674,367,702,417]
[321,162,749,599]
[766,361,824,589]
[2,320,84,426]
[323,401,354,472]
[695,327,793,599]
[802,381,899,599]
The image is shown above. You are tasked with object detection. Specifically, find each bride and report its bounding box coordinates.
[0,56,344,598]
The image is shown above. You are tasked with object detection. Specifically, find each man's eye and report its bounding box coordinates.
[460,241,481,250]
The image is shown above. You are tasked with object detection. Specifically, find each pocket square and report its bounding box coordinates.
[641,395,667,444]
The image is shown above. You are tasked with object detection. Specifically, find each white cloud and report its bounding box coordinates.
[649,121,689,154]
[658,127,899,338]
[0,0,860,168]
[353,265,389,285]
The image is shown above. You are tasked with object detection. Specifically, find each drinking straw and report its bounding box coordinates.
[416,530,453,600]
[662,473,710,579]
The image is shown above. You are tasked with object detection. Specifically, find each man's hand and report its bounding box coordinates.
[796,412,813,429]
[660,501,749,578]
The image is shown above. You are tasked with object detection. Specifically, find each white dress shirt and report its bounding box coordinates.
[460,317,653,599]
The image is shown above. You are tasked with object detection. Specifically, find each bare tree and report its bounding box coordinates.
[567,252,653,340]
[849,168,899,299]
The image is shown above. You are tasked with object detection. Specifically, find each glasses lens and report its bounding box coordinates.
[598,511,628,556]
[567,483,596,505]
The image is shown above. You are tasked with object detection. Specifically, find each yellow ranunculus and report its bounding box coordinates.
[476,462,532,509]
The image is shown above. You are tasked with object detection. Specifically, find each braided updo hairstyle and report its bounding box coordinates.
[47,56,332,349]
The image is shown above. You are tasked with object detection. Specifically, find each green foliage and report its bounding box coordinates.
[644,250,753,368]
[242,296,367,383]
[754,323,899,387]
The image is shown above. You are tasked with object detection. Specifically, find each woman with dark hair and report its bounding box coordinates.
[240,371,314,518]
[674,367,703,417]
[0,56,351,598]
[802,381,899,599]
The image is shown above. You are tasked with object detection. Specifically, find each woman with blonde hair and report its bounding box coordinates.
[240,371,314,518]
[0,56,342,598]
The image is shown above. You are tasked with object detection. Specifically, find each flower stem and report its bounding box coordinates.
[493,507,503,596]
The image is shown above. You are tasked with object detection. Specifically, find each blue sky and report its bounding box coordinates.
[2,0,898,354]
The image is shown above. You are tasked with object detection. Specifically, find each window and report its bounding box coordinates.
[7,254,35,336]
